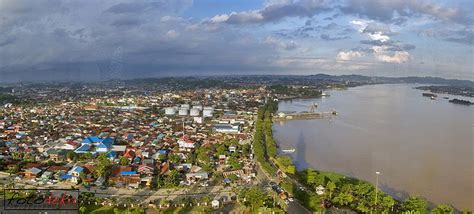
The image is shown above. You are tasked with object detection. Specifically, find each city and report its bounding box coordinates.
[1,0,473,213]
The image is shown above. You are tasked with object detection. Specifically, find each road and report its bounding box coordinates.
[255,162,311,214]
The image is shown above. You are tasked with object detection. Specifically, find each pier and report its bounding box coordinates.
[273,110,338,121]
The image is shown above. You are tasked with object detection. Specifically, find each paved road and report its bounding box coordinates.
[288,201,312,214]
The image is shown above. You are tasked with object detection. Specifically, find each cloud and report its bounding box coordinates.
[0,0,286,81]
[264,36,298,50]
[445,29,474,44]
[372,46,410,63]
[341,0,472,26]
[207,0,330,25]
[165,30,180,39]
[320,33,350,41]
[336,50,365,61]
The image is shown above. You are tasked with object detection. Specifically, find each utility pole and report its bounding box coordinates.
[375,171,381,213]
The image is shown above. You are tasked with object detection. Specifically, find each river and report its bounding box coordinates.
[273,84,474,210]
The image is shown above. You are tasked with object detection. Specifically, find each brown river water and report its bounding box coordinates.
[273,84,474,210]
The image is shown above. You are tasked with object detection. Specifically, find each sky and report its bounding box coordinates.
[0,0,473,82]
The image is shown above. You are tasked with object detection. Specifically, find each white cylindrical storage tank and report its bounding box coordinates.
[192,105,203,110]
[203,107,214,118]
[178,108,188,116]
[181,104,190,110]
[190,108,200,116]
[165,107,176,115]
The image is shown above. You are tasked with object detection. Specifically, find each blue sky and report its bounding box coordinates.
[0,0,472,82]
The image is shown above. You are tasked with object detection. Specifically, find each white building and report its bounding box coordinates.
[203,107,214,118]
[190,108,200,116]
[164,107,176,115]
[178,108,188,116]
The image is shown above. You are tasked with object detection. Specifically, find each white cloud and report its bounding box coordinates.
[263,36,298,50]
[367,31,390,42]
[165,30,179,39]
[372,46,410,63]
[336,50,365,61]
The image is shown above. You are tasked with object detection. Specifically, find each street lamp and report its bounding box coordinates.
[375,171,381,212]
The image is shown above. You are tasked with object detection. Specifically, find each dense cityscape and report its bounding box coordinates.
[0,76,472,213]
[1,0,473,213]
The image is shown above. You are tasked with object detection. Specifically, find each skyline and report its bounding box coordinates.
[0,0,473,82]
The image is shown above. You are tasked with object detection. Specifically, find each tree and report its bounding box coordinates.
[66,151,76,161]
[94,153,111,178]
[164,170,181,187]
[380,195,396,212]
[216,144,227,156]
[401,196,428,213]
[152,175,164,189]
[7,165,19,175]
[431,204,453,214]
[332,192,353,206]
[169,154,181,163]
[197,146,210,164]
[326,181,336,198]
[119,156,129,166]
[239,187,267,211]
[79,206,87,214]
[286,165,296,174]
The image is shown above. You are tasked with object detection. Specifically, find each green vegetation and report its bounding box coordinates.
[0,93,19,105]
[238,187,283,213]
[400,196,428,213]
[252,99,279,175]
[269,84,322,98]
[80,205,144,214]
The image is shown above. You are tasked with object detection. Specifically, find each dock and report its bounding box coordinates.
[273,111,338,121]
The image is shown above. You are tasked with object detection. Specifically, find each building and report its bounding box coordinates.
[214,124,240,133]
[74,136,114,154]
[164,107,176,115]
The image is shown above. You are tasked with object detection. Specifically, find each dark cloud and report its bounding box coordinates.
[445,29,474,44]
[360,39,393,46]
[340,0,473,26]
[0,37,17,47]
[320,33,350,41]
[208,0,331,24]
[111,18,143,27]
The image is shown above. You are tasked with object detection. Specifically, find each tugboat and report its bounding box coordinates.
[281,148,296,153]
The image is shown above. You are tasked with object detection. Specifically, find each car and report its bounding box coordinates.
[288,197,294,202]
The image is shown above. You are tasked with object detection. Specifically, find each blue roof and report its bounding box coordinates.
[158,150,167,155]
[223,178,232,183]
[120,171,137,176]
[106,151,117,158]
[74,144,91,153]
[69,166,84,174]
[101,137,114,148]
[82,136,101,144]
[61,174,73,180]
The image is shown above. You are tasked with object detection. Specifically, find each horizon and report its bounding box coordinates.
[1,73,474,85]
[0,0,473,82]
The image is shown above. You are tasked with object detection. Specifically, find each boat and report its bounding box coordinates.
[321,92,329,97]
[422,92,437,98]
[430,96,436,100]
[281,148,296,153]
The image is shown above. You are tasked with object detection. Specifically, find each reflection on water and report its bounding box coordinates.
[273,84,474,210]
